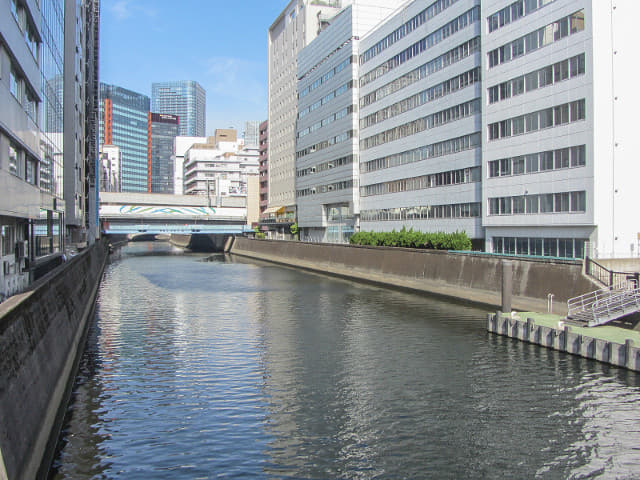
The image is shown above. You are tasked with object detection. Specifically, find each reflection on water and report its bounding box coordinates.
[50,242,640,479]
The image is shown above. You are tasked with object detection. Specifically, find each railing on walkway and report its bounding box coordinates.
[585,257,639,288]
[567,282,640,326]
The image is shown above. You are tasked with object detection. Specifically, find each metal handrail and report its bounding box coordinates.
[567,283,631,317]
[589,288,640,326]
[585,257,639,288]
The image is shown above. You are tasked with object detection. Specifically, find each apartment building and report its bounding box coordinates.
[357,0,484,245]
[296,0,406,243]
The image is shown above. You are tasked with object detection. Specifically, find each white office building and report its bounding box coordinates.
[183,138,259,201]
[174,136,207,195]
[358,0,484,244]
[99,145,121,192]
[268,0,350,221]
[482,0,640,259]
[296,0,406,242]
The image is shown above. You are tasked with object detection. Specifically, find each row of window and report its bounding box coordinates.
[11,0,39,61]
[488,99,585,141]
[296,130,356,159]
[361,98,481,151]
[488,10,584,68]
[297,106,354,139]
[296,179,354,198]
[361,202,481,222]
[360,68,480,130]
[297,154,356,177]
[488,191,586,216]
[488,145,586,178]
[488,54,585,104]
[492,236,586,259]
[299,55,353,98]
[487,0,556,34]
[7,143,38,185]
[359,7,480,88]
[362,132,481,174]
[359,0,460,65]
[298,81,353,119]
[360,37,480,109]
[361,166,480,197]
[8,59,38,123]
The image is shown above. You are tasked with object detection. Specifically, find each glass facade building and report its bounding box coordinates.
[99,83,150,192]
[41,0,65,201]
[151,81,206,137]
[148,113,179,193]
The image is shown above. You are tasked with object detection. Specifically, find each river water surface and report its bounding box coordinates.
[50,242,640,479]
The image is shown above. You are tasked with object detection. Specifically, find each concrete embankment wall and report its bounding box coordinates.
[229,238,598,314]
[0,240,109,480]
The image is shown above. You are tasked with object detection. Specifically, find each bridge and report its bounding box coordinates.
[99,192,255,235]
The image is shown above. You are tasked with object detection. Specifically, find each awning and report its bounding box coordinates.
[263,206,285,215]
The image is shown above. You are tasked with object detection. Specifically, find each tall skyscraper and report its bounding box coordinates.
[148,113,179,193]
[151,81,206,137]
[99,83,150,192]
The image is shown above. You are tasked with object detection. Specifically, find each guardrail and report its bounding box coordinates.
[585,257,639,288]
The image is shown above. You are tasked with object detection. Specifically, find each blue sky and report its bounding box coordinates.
[101,1,287,135]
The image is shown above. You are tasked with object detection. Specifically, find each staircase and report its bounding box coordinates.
[567,283,640,326]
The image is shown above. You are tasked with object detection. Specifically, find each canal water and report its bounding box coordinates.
[50,242,640,479]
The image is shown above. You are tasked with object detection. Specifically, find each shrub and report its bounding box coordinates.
[349,229,471,251]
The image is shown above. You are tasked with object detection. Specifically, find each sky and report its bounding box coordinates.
[100,1,287,136]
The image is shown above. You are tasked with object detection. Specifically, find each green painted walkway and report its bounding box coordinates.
[515,311,640,345]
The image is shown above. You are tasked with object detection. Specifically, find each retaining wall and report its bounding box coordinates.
[487,313,639,371]
[230,238,598,314]
[0,240,109,480]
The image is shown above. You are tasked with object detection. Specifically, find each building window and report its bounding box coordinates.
[487,10,585,68]
[8,144,19,176]
[488,190,586,216]
[488,100,585,141]
[26,156,37,185]
[492,236,587,258]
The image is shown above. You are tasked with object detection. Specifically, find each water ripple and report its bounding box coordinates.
[50,242,640,479]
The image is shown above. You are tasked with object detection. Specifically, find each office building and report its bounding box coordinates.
[268,0,348,226]
[258,120,269,215]
[183,132,259,200]
[64,0,100,243]
[1,0,99,300]
[174,136,207,195]
[481,0,640,260]
[151,81,206,137]
[100,145,121,192]
[357,0,483,244]
[148,113,179,193]
[296,0,406,243]
[99,83,150,192]
[243,121,260,149]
